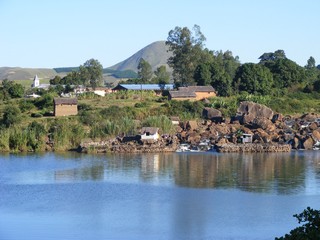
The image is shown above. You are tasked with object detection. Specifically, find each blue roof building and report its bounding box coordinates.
[112,84,175,91]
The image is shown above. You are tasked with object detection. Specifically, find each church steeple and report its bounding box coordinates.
[32,75,40,88]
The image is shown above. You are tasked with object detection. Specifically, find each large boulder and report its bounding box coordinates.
[252,117,274,131]
[202,108,222,121]
[237,101,274,122]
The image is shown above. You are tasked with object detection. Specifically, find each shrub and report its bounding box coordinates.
[2,105,22,127]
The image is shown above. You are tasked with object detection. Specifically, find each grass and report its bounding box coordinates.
[12,79,50,90]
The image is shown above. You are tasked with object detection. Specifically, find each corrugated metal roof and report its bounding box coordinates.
[113,84,175,91]
[54,98,78,105]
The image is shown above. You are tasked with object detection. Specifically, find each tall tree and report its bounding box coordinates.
[194,50,240,96]
[194,63,211,86]
[153,65,170,84]
[137,58,153,82]
[306,56,316,69]
[79,59,103,89]
[166,24,206,86]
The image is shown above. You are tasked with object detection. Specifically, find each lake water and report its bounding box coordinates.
[0,151,320,240]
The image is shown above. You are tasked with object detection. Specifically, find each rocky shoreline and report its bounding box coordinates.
[79,101,320,154]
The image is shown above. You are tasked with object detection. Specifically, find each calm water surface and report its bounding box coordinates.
[0,151,320,240]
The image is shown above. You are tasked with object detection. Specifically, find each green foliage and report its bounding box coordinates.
[50,75,62,85]
[89,120,120,139]
[138,58,153,82]
[0,79,25,100]
[78,103,93,111]
[263,58,306,89]
[275,207,320,240]
[163,100,205,119]
[237,93,271,105]
[1,105,22,127]
[166,24,207,85]
[234,63,273,95]
[9,128,28,152]
[0,129,10,151]
[34,93,55,110]
[305,56,316,69]
[19,99,35,112]
[142,115,175,134]
[54,67,79,73]
[210,97,238,116]
[26,121,47,151]
[48,118,86,150]
[194,63,212,86]
[80,58,103,89]
[152,65,170,84]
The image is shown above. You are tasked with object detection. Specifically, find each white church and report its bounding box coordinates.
[31,75,50,89]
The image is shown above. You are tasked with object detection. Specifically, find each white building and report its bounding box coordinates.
[31,75,50,89]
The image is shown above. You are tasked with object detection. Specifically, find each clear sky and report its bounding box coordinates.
[0,0,319,68]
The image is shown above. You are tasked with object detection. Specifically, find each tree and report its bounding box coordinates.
[194,50,240,96]
[2,105,22,127]
[234,63,273,95]
[137,58,153,82]
[275,207,320,240]
[194,63,211,86]
[259,49,286,63]
[50,75,62,85]
[166,24,207,86]
[79,58,103,89]
[0,79,24,99]
[152,65,170,84]
[8,83,24,98]
[264,58,306,89]
[305,56,316,69]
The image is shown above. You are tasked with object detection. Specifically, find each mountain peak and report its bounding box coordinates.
[109,41,172,73]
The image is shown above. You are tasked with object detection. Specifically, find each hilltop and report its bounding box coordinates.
[109,41,172,72]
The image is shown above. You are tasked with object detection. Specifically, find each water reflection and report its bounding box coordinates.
[173,153,307,194]
[43,151,320,195]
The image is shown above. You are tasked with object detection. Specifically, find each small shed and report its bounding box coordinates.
[140,127,160,141]
[54,98,78,117]
[240,133,253,143]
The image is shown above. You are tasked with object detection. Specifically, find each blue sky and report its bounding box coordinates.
[0,0,319,68]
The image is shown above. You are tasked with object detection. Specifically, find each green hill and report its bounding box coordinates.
[0,67,57,80]
[109,41,172,73]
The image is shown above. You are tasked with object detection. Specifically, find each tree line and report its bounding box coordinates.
[165,24,320,97]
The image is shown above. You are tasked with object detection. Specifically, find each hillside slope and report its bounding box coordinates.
[0,67,57,80]
[109,41,172,73]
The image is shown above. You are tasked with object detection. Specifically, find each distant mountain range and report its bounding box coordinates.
[0,41,172,81]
